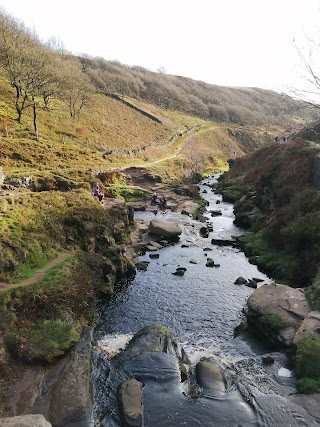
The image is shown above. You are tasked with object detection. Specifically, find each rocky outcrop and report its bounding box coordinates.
[148,219,182,239]
[95,324,320,427]
[108,324,191,427]
[247,283,312,347]
[11,329,93,427]
[233,195,263,228]
[293,311,320,345]
[0,167,5,187]
[0,415,52,427]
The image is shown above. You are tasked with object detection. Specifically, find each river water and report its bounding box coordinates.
[92,175,319,427]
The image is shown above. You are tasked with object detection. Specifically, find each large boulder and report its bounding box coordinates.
[247,283,312,347]
[148,219,182,239]
[126,324,172,354]
[118,379,143,427]
[195,360,226,394]
[0,415,51,427]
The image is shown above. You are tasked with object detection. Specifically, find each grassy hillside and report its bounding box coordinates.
[217,137,320,292]
[0,67,276,186]
[83,58,319,127]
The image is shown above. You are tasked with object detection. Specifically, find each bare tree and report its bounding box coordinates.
[0,11,34,123]
[0,10,64,139]
[60,57,94,120]
[290,36,320,109]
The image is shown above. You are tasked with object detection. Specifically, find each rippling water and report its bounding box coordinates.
[93,175,319,427]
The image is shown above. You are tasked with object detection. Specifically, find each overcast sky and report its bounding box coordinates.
[0,0,320,93]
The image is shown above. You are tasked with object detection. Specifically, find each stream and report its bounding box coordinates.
[92,175,319,427]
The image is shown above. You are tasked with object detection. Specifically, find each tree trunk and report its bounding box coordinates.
[32,98,39,141]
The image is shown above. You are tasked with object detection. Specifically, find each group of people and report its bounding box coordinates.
[274,136,287,143]
[92,183,167,213]
[151,192,167,209]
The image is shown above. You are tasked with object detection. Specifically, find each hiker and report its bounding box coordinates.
[159,195,167,209]
[92,182,104,202]
[151,192,158,205]
[282,136,287,143]
[127,205,134,225]
[274,136,279,143]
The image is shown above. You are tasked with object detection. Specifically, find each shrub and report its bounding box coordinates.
[296,378,320,394]
[295,336,320,380]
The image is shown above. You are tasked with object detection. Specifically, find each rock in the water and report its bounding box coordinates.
[195,360,226,394]
[211,238,236,247]
[0,415,52,427]
[149,253,159,259]
[149,241,163,248]
[245,279,258,289]
[126,324,171,354]
[118,379,144,427]
[262,355,275,365]
[172,269,185,276]
[149,219,182,239]
[189,259,198,264]
[210,210,222,216]
[234,277,248,285]
[135,261,149,271]
[199,227,209,238]
[206,258,215,267]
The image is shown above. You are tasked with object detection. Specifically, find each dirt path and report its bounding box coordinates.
[0,251,74,291]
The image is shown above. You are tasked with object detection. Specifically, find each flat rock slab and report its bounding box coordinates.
[0,415,52,427]
[248,283,312,328]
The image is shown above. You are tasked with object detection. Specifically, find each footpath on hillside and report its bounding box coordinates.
[0,251,74,291]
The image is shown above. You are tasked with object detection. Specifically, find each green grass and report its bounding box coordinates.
[21,319,80,363]
[295,336,320,380]
[296,378,320,394]
[0,256,96,363]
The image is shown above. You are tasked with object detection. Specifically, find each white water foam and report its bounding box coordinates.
[97,333,133,356]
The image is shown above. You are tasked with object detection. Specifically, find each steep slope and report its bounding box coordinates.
[217,136,320,294]
[83,57,319,127]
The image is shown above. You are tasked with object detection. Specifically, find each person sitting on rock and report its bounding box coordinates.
[159,195,167,209]
[92,182,104,202]
[151,192,159,205]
